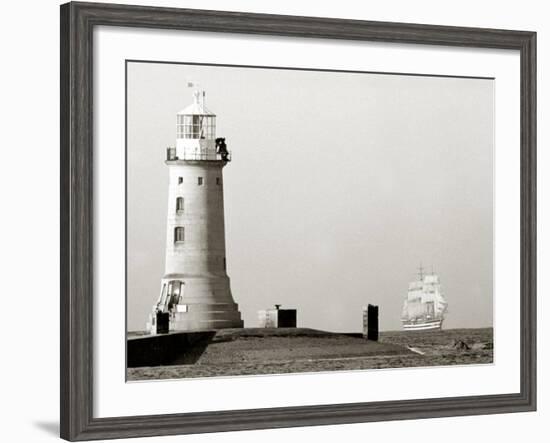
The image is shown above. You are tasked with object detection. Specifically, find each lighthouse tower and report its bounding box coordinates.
[147,87,243,333]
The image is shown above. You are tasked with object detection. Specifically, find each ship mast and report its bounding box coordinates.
[417,263,425,281]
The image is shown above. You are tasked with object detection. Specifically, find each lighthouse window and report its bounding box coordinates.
[176,115,187,138]
[178,177,183,184]
[174,227,185,243]
[216,177,221,185]
[176,197,184,213]
[178,115,216,139]
[198,177,203,185]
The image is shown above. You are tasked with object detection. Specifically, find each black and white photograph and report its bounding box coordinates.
[126,61,494,380]
[1,0,541,441]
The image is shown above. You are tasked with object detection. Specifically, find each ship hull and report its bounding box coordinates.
[402,319,443,331]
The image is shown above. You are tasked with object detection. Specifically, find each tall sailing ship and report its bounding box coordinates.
[401,266,448,331]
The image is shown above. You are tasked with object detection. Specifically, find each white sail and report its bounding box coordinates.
[401,269,448,330]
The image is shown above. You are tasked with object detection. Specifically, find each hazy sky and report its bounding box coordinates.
[127,61,494,332]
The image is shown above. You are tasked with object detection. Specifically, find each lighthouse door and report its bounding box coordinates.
[167,280,182,309]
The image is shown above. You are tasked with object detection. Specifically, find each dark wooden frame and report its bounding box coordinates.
[60,1,536,441]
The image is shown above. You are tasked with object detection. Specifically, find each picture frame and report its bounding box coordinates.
[60,1,536,441]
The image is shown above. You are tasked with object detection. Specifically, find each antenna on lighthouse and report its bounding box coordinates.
[187,81,206,106]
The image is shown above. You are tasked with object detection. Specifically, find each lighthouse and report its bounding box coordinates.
[147,87,244,333]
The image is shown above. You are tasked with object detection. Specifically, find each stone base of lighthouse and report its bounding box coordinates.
[148,274,243,333]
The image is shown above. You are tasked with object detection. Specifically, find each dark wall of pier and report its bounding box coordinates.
[127,331,216,368]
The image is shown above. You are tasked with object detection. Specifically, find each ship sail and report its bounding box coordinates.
[401,268,448,331]
[403,299,425,319]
